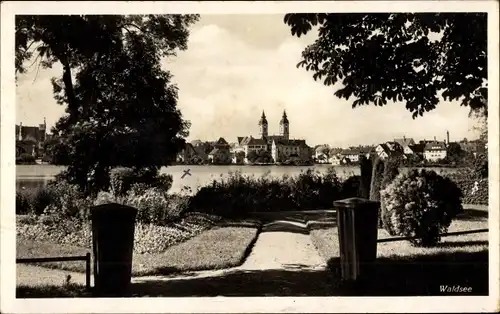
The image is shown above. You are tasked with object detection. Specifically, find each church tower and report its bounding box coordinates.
[258,111,268,138]
[279,110,289,140]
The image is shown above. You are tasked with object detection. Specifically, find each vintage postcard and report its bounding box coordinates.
[1,1,499,313]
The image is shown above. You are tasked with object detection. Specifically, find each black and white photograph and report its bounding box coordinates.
[1,1,499,313]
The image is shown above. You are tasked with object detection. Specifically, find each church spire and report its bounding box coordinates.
[279,110,289,140]
[280,110,289,124]
[258,110,268,138]
[259,110,268,125]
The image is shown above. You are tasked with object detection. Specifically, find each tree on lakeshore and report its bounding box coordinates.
[15,15,199,193]
[284,13,487,118]
[246,150,258,164]
[446,142,466,165]
[257,149,273,163]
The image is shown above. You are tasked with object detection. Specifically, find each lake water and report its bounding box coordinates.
[16,164,459,194]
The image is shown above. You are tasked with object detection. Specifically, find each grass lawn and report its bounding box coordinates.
[308,207,489,296]
[16,219,261,277]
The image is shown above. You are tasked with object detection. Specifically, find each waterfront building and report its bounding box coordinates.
[236,110,312,164]
[15,118,49,158]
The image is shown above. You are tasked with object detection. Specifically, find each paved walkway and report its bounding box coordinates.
[242,220,325,271]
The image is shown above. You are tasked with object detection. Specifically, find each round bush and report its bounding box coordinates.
[380,169,463,247]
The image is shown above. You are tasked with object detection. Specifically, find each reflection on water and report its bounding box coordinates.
[16,164,458,194]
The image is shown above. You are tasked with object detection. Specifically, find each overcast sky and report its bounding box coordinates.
[16,14,481,147]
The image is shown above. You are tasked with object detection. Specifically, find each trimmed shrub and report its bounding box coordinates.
[381,157,400,188]
[369,157,386,201]
[380,169,463,247]
[369,157,386,227]
[379,157,401,228]
[359,155,372,199]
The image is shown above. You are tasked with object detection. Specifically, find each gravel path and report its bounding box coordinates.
[241,220,325,270]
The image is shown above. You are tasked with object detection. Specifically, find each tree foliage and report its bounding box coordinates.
[16,15,199,193]
[246,150,258,163]
[445,142,466,164]
[284,13,487,118]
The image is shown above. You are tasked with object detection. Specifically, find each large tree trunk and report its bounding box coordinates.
[62,62,77,120]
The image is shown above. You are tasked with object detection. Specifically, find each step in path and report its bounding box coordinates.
[241,220,326,271]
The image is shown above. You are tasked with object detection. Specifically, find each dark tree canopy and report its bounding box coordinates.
[284,13,487,118]
[446,142,466,164]
[16,15,199,193]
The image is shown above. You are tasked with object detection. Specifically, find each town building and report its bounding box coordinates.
[340,148,361,164]
[177,142,198,163]
[314,145,330,163]
[394,137,416,154]
[423,141,447,162]
[374,142,403,160]
[15,119,49,158]
[235,110,312,164]
[271,139,310,163]
[208,137,231,164]
[406,143,425,161]
[337,146,374,164]
[458,138,487,157]
[329,154,342,165]
[239,136,267,157]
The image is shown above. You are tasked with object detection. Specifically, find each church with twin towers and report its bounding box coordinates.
[235,110,312,164]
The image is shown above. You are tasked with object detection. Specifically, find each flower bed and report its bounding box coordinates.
[17,212,221,255]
